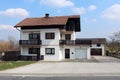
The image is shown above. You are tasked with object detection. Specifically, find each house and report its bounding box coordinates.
[14,14,106,61]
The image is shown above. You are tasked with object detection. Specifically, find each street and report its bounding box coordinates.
[0,76,120,80]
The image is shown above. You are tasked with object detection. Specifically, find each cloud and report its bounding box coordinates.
[0,8,29,18]
[88,5,96,11]
[102,4,120,21]
[40,0,74,8]
[0,25,14,30]
[72,7,86,15]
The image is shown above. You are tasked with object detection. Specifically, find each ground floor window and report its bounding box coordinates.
[45,48,55,55]
[29,48,40,54]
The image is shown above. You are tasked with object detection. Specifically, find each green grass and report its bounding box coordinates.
[0,61,36,71]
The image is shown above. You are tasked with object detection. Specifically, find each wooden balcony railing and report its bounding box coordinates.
[59,40,91,45]
[19,40,41,45]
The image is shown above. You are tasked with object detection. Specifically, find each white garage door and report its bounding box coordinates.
[75,49,87,59]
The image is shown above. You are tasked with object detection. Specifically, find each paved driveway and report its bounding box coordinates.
[0,61,120,75]
[93,56,120,63]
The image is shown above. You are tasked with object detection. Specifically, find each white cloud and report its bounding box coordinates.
[40,0,74,8]
[0,25,14,30]
[0,8,29,18]
[88,5,96,11]
[72,7,86,15]
[102,4,120,21]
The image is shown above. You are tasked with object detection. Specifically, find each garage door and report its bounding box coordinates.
[75,49,87,59]
[91,48,102,55]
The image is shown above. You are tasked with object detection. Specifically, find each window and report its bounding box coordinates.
[97,44,101,47]
[65,34,71,40]
[29,33,40,40]
[45,48,55,55]
[45,33,55,39]
[29,48,40,54]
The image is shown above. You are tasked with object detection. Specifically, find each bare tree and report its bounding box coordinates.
[0,36,20,53]
[107,31,120,55]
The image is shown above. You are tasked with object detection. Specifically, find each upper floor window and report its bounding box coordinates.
[29,33,40,40]
[45,33,55,39]
[65,34,71,40]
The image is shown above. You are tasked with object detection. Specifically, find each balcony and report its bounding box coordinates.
[59,40,91,45]
[19,40,41,45]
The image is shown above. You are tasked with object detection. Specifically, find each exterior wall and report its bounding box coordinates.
[20,28,105,61]
[60,31,76,40]
[91,44,105,56]
[60,45,90,59]
[41,29,60,45]
[20,31,29,40]
[41,46,60,61]
[21,47,37,56]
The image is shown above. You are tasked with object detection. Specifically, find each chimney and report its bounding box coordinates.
[45,13,49,18]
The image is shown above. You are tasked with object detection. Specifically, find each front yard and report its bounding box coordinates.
[0,61,36,71]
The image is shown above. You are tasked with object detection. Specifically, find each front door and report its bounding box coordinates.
[65,49,70,59]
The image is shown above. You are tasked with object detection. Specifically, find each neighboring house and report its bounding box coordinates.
[14,14,106,61]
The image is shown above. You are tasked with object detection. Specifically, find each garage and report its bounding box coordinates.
[91,48,102,55]
[75,49,87,59]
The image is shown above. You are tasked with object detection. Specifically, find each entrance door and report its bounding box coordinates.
[65,49,70,59]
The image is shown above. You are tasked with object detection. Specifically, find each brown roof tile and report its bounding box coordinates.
[15,15,80,27]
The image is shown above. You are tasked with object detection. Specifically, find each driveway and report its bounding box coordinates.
[93,56,120,63]
[0,61,120,75]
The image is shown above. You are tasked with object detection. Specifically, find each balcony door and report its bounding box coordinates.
[29,33,40,40]
[65,49,70,59]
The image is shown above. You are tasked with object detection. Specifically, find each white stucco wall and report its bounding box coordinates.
[41,46,60,61]
[21,47,37,56]
[60,46,90,59]
[41,29,60,45]
[60,31,76,40]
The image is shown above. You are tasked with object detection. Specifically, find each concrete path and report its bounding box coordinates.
[93,56,120,63]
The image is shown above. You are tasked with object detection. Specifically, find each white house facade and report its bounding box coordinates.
[15,14,106,61]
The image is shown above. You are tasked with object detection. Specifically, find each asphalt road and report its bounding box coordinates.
[0,76,120,80]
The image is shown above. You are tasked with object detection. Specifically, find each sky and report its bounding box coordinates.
[0,0,120,40]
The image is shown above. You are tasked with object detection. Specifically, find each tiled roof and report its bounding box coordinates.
[14,15,80,27]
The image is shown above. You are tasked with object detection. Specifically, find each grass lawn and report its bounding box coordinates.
[0,61,36,71]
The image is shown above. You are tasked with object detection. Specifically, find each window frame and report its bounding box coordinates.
[29,33,40,40]
[29,48,40,54]
[45,33,55,39]
[45,48,55,55]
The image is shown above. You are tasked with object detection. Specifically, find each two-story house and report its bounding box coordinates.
[14,14,106,61]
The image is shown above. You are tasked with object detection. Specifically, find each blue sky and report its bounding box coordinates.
[0,0,120,40]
